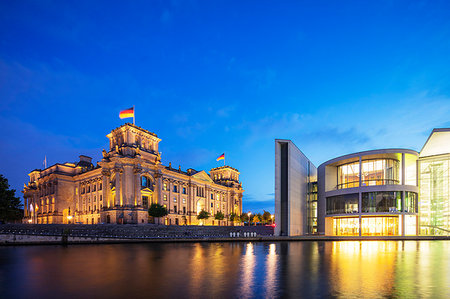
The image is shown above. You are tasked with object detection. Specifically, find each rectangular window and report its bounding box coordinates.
[182,198,186,204]
[94,196,96,202]
[93,185,96,191]
[174,205,177,213]
[142,196,149,209]
[183,206,186,214]
[99,183,102,190]
[174,197,177,203]
[100,195,102,201]
[182,187,186,194]
[164,194,167,201]
[163,183,167,191]
[211,194,213,199]
[211,203,214,208]
[173,185,178,192]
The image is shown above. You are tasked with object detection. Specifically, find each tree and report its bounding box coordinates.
[148,203,168,225]
[0,174,23,223]
[214,211,225,220]
[262,210,272,224]
[240,213,249,223]
[252,214,261,225]
[197,209,209,220]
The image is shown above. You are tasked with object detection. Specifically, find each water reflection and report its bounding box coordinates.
[0,241,449,298]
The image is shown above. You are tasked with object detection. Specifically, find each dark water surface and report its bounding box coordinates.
[1,241,449,298]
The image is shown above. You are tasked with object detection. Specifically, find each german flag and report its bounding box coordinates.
[119,107,134,119]
[216,153,225,161]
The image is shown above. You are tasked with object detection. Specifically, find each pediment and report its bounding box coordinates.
[192,170,214,183]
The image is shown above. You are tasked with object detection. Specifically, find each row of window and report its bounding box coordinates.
[326,191,418,215]
[337,159,400,189]
[81,183,103,194]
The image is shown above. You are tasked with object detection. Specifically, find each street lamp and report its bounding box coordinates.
[67,215,73,224]
[248,212,251,226]
[271,214,274,225]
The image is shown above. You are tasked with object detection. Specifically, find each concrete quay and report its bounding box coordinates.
[1,224,449,245]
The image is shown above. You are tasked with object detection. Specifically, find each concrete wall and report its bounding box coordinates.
[275,140,316,236]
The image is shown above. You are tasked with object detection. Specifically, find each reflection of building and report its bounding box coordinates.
[23,123,243,225]
[275,128,450,236]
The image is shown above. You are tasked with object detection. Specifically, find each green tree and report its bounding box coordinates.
[214,211,225,220]
[240,213,249,223]
[197,209,210,220]
[252,214,261,225]
[148,203,168,225]
[262,210,271,224]
[0,174,23,223]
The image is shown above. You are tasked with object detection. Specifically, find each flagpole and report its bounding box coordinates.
[224,155,225,166]
[133,105,135,125]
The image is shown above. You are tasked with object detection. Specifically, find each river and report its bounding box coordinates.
[1,241,449,298]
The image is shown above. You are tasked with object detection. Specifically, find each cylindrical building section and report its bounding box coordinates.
[317,149,419,236]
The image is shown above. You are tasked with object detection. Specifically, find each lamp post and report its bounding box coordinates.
[248,212,251,226]
[67,215,73,224]
[271,214,274,225]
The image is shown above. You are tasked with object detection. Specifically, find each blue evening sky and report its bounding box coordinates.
[1,1,450,213]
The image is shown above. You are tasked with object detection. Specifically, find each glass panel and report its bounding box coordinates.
[337,162,360,189]
[419,158,450,235]
[326,193,359,215]
[361,216,399,236]
[362,191,402,213]
[333,217,359,236]
[361,159,400,186]
[404,192,418,213]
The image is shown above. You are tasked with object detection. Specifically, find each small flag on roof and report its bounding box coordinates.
[216,153,225,161]
[119,107,134,119]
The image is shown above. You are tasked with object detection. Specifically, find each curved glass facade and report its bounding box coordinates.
[338,162,360,189]
[362,191,402,213]
[337,159,400,189]
[361,159,400,186]
[326,193,358,215]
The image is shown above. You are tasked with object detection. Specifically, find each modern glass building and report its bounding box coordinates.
[317,149,419,236]
[275,128,450,236]
[418,129,450,235]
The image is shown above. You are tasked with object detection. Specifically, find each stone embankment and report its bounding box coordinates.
[0,224,275,245]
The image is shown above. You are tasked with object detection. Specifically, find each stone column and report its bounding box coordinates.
[102,170,110,208]
[114,168,122,206]
[155,172,162,204]
[134,168,142,206]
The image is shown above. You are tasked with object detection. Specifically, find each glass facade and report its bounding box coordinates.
[362,191,402,213]
[337,158,400,190]
[326,193,358,215]
[361,216,399,236]
[333,217,359,236]
[419,157,450,235]
[405,192,418,213]
[338,162,360,189]
[307,182,318,234]
[361,159,400,186]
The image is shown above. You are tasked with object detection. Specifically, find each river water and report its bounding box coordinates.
[1,241,449,298]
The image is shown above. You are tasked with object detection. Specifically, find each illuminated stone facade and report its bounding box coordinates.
[23,124,243,225]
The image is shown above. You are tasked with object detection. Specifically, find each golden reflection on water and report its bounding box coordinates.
[265,243,278,298]
[239,243,255,298]
[2,241,450,298]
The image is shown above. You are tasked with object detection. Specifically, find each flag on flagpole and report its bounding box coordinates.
[216,153,225,161]
[43,156,47,169]
[119,107,134,119]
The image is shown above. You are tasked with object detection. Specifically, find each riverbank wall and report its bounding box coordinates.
[1,224,449,245]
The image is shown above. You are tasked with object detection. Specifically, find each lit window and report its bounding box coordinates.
[164,195,167,201]
[163,183,167,191]
[174,197,177,203]
[182,187,187,194]
[182,198,186,204]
